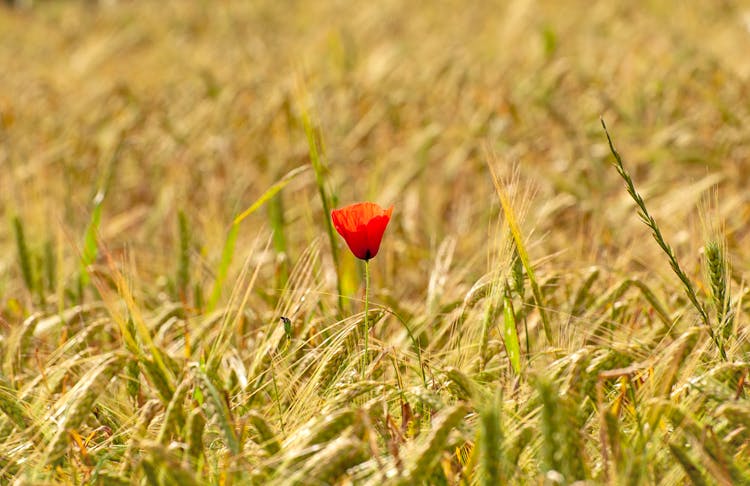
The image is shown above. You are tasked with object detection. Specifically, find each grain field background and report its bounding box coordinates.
[1,1,750,484]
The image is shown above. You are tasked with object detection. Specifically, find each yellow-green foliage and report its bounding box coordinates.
[1,0,750,484]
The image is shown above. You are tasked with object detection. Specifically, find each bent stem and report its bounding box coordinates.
[363,259,370,379]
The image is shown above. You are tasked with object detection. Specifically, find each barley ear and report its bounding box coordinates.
[704,241,733,342]
[289,435,368,485]
[246,410,281,455]
[445,367,485,402]
[669,442,709,486]
[0,372,30,430]
[479,399,503,485]
[157,377,192,444]
[142,442,201,486]
[93,472,130,486]
[13,216,35,295]
[299,409,356,449]
[44,354,125,465]
[119,399,161,474]
[186,407,206,461]
[401,404,468,483]
[196,367,240,455]
[140,357,175,405]
[537,378,586,481]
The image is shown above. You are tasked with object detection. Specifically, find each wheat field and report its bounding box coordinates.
[1,1,750,484]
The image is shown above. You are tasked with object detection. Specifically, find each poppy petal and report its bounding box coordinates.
[331,202,393,261]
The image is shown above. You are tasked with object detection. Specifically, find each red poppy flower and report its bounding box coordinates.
[331,202,393,261]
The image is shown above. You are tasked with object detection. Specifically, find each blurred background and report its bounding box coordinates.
[1,0,750,311]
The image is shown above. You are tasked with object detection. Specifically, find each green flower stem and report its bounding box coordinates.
[363,259,370,379]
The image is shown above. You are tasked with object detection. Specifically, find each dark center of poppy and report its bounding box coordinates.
[364,249,372,260]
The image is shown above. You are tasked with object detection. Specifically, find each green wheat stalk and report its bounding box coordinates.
[177,209,191,300]
[13,216,35,295]
[601,119,726,361]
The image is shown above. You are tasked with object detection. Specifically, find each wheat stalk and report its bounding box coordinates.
[601,119,726,361]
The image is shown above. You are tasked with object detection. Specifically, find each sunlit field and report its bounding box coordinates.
[2,1,750,484]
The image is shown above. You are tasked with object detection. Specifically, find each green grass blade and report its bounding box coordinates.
[268,191,289,289]
[177,209,191,299]
[232,165,308,226]
[502,294,521,374]
[207,222,240,312]
[208,165,307,312]
[12,216,34,295]
[80,192,104,288]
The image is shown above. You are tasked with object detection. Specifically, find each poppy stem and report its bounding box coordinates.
[362,259,370,379]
